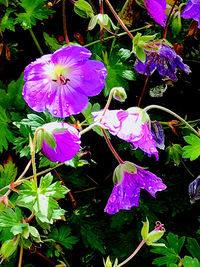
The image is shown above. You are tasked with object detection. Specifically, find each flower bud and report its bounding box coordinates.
[113,87,127,102]
[103,256,118,267]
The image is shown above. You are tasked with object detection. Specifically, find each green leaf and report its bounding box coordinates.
[17,173,68,223]
[0,159,17,196]
[186,238,200,261]
[43,32,62,53]
[183,134,200,160]
[48,225,79,249]
[74,0,94,18]
[0,8,15,31]
[151,233,185,266]
[0,106,15,153]
[16,0,54,30]
[135,46,146,63]
[0,73,25,110]
[0,0,8,6]
[118,48,131,61]
[182,256,200,267]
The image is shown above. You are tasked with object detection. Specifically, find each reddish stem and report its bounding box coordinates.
[102,128,124,164]
[62,0,70,44]
[104,0,134,39]
[163,0,179,39]
[53,169,77,208]
[137,75,150,107]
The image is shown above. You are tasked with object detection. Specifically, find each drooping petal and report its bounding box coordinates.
[41,122,81,162]
[105,167,167,215]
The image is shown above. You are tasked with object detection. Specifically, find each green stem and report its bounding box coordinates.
[29,29,43,55]
[30,127,44,187]
[80,122,106,135]
[117,239,146,267]
[143,105,200,137]
[84,25,151,48]
[180,159,194,177]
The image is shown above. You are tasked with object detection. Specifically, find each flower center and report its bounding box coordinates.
[49,64,70,85]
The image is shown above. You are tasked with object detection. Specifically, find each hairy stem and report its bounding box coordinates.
[117,239,146,267]
[102,128,124,164]
[29,29,43,55]
[137,75,150,107]
[144,105,200,136]
[62,0,70,44]
[18,243,23,267]
[104,0,134,39]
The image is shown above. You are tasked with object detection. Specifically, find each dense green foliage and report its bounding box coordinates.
[0,0,200,266]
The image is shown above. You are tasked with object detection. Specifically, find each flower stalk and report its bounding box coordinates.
[144,105,200,137]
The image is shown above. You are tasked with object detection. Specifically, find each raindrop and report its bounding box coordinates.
[53,110,58,115]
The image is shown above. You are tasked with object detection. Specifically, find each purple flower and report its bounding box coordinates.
[134,43,191,81]
[105,164,167,215]
[151,121,165,150]
[23,45,107,118]
[181,0,200,29]
[92,107,158,159]
[144,0,167,27]
[41,122,81,162]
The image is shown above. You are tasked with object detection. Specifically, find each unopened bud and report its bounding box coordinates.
[113,87,127,102]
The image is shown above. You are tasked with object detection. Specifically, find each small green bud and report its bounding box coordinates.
[103,256,118,267]
[74,0,94,18]
[171,12,182,37]
[88,14,118,31]
[113,87,127,102]
[0,236,20,259]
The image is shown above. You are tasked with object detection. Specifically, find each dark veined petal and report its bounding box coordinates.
[41,122,81,162]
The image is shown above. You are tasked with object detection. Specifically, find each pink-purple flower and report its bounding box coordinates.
[92,107,158,159]
[181,0,200,29]
[41,122,81,162]
[134,43,191,81]
[144,0,167,27]
[105,163,167,215]
[23,45,107,118]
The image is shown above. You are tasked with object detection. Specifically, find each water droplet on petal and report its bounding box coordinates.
[53,110,58,115]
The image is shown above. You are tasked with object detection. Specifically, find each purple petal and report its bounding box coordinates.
[105,167,167,215]
[41,122,81,162]
[72,60,107,96]
[51,45,92,67]
[144,0,167,27]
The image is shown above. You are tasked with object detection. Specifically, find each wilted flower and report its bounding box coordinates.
[181,0,200,29]
[134,43,191,81]
[144,0,167,27]
[151,121,165,150]
[23,45,107,118]
[92,107,158,159]
[40,122,81,162]
[104,162,167,215]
